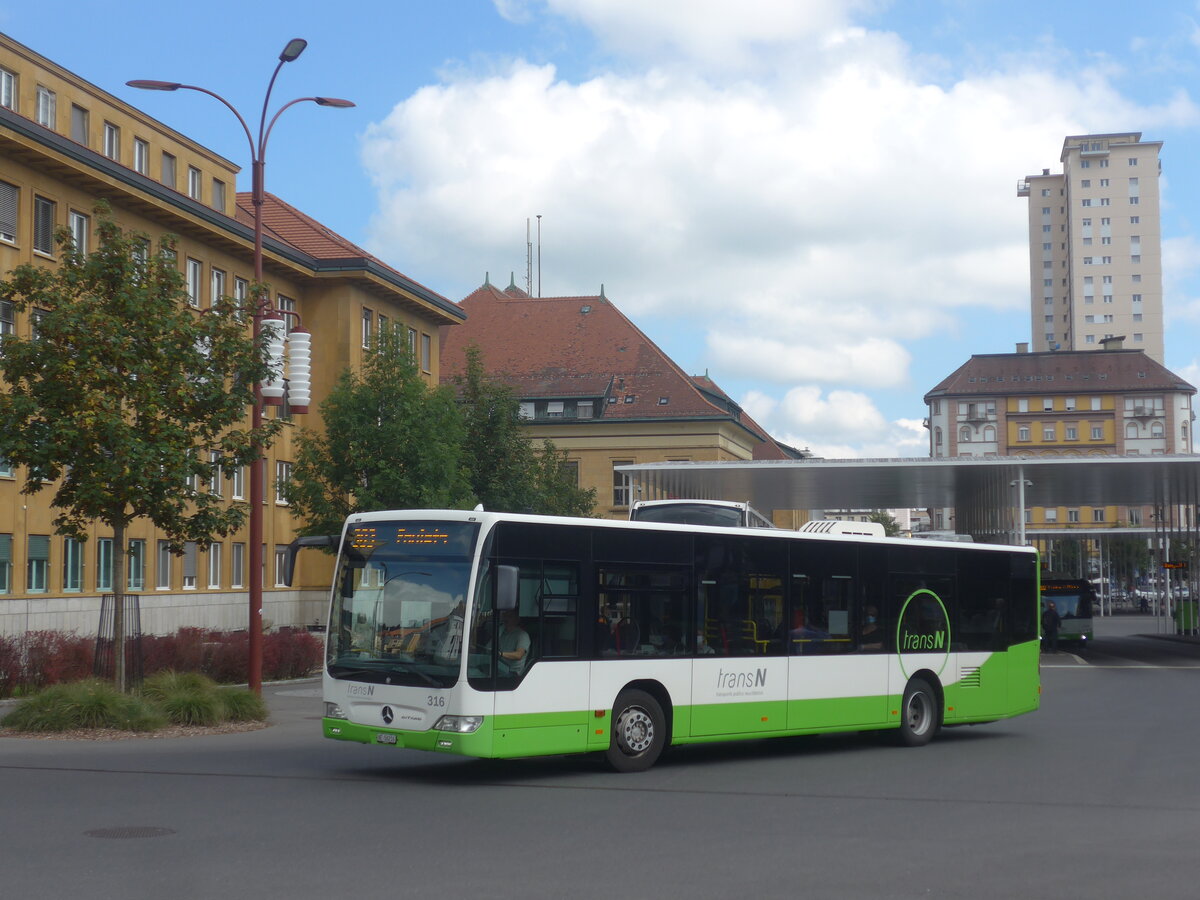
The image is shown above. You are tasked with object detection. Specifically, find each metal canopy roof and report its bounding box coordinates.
[618,456,1200,529]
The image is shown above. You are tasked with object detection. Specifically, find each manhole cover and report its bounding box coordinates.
[84,826,176,840]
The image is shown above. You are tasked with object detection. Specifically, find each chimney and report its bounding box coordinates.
[1042,168,1050,176]
[1099,335,1126,351]
[1016,342,1029,354]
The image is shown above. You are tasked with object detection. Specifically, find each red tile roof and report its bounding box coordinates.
[234,192,454,312]
[440,283,779,448]
[925,349,1195,399]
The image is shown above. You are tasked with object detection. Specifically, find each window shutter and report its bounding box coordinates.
[0,181,17,239]
[28,535,50,560]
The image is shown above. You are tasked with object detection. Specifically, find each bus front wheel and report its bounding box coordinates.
[898,677,939,747]
[606,690,666,772]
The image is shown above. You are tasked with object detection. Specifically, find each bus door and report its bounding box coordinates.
[690,536,789,737]
[788,542,889,731]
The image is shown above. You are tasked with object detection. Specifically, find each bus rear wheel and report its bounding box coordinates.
[606,690,666,772]
[898,677,939,747]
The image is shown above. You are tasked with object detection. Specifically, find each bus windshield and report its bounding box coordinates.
[327,520,480,688]
[631,502,746,528]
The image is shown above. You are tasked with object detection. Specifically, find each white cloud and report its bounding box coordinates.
[363,4,1200,454]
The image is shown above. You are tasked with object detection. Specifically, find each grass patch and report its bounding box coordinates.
[2,680,164,732]
[217,686,268,722]
[2,672,269,734]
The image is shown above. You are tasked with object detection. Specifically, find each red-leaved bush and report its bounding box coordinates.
[0,627,322,697]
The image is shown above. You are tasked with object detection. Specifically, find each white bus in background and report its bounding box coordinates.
[629,499,777,529]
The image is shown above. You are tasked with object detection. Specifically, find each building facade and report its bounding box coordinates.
[440,278,797,520]
[0,33,463,636]
[924,344,1195,533]
[1018,133,1164,363]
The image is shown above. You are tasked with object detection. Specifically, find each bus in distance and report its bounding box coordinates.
[322,509,1041,772]
[1039,578,1095,645]
[629,498,777,529]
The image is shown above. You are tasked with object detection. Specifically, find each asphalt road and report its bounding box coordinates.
[3,615,1198,900]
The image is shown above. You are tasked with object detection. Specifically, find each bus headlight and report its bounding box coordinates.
[325,702,348,720]
[434,715,483,733]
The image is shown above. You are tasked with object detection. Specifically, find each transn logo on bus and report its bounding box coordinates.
[899,631,946,651]
[716,668,767,695]
[896,589,951,679]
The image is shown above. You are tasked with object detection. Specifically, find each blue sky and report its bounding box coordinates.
[5,0,1200,457]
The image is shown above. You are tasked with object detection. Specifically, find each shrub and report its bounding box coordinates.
[141,670,212,702]
[263,628,323,680]
[2,680,163,732]
[217,686,268,722]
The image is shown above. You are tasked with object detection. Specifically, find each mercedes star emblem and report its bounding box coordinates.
[381,706,394,725]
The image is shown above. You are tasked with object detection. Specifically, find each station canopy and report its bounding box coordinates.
[617,455,1200,542]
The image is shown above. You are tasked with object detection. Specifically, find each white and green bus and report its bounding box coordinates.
[322,509,1041,771]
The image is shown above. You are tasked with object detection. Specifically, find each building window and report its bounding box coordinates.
[231,542,245,588]
[133,138,149,175]
[0,67,15,110]
[421,333,432,373]
[36,85,55,128]
[1018,426,1031,442]
[208,542,222,589]
[71,104,89,145]
[186,258,202,307]
[182,542,198,589]
[156,540,172,590]
[208,451,222,497]
[1092,509,1105,523]
[1068,509,1080,523]
[68,210,89,254]
[187,166,202,200]
[27,535,50,594]
[1043,426,1056,441]
[231,464,245,500]
[161,152,176,189]
[959,426,971,442]
[1128,157,1138,166]
[93,538,113,591]
[0,180,17,244]
[128,540,146,590]
[361,308,372,348]
[274,545,290,587]
[1091,426,1103,440]
[1,534,18,593]
[1066,426,1078,440]
[275,461,292,504]
[212,178,226,211]
[33,196,56,255]
[103,122,120,160]
[211,268,226,305]
[612,460,633,506]
[1044,509,1058,524]
[63,538,83,592]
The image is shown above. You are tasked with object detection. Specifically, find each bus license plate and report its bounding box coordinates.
[377,733,397,745]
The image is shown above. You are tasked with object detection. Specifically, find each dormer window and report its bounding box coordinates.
[546,401,564,417]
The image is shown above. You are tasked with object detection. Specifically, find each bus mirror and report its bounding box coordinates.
[285,535,339,587]
[496,565,520,611]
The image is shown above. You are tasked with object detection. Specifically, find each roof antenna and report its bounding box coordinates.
[525,218,532,296]
[537,214,542,298]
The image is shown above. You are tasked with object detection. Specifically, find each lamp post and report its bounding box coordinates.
[129,40,353,694]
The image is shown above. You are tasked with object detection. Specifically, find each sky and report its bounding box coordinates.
[5,0,1200,459]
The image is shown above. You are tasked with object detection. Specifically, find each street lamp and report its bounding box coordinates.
[130,40,354,694]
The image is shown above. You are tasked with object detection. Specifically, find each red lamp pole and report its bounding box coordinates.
[128,41,352,694]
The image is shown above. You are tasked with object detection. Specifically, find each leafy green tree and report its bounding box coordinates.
[287,327,471,537]
[866,511,902,536]
[455,345,595,516]
[0,207,280,690]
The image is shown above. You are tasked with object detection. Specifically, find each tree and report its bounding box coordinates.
[0,207,280,689]
[287,327,471,537]
[455,345,595,516]
[866,511,902,536]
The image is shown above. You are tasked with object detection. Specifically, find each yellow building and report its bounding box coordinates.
[440,279,800,520]
[0,33,463,635]
[924,342,1195,537]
